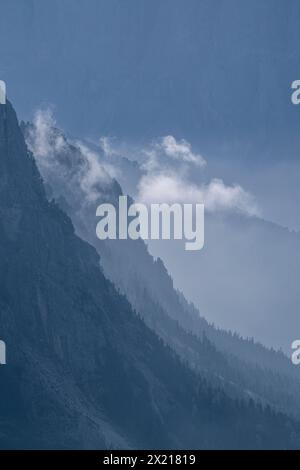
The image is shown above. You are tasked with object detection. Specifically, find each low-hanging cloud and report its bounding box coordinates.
[26,109,114,204]
[161,135,206,167]
[29,108,67,160]
[138,173,259,216]
[27,112,260,217]
[136,136,260,216]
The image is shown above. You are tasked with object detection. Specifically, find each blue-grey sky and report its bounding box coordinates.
[1,0,300,152]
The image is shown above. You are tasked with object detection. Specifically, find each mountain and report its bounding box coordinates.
[22,119,300,423]
[4,100,300,449]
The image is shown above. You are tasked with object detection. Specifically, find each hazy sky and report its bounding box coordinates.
[0,0,300,146]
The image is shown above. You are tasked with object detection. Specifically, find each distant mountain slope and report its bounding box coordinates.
[147,212,300,353]
[23,120,300,422]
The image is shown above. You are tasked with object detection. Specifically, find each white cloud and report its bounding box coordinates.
[99,136,115,158]
[204,178,259,215]
[138,173,259,216]
[161,135,206,167]
[137,136,260,216]
[138,173,201,204]
[27,109,113,204]
[75,142,113,202]
[28,108,66,160]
